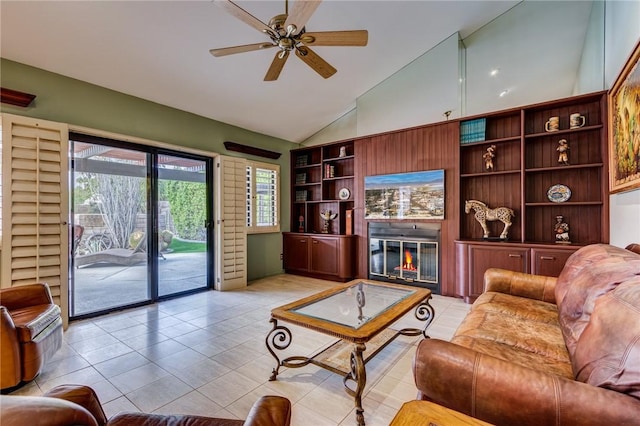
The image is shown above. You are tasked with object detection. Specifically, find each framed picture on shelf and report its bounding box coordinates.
[608,39,640,194]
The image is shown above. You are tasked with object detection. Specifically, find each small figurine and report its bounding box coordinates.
[298,215,305,233]
[557,139,570,165]
[320,210,338,234]
[554,215,570,243]
[483,144,496,171]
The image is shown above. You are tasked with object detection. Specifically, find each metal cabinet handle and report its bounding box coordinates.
[312,240,319,244]
[508,254,522,258]
[300,239,307,243]
[540,256,555,260]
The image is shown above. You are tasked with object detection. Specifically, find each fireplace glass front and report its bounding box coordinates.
[370,239,438,283]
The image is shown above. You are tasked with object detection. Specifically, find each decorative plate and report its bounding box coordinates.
[338,187,351,200]
[547,184,571,203]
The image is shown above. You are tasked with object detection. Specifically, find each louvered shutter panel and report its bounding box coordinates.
[215,156,247,290]
[1,114,69,327]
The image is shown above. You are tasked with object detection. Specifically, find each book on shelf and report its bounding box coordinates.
[295,190,308,202]
[296,154,308,167]
[460,118,486,144]
[295,173,307,184]
[325,164,335,178]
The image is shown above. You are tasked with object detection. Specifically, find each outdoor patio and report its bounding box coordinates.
[72,251,207,316]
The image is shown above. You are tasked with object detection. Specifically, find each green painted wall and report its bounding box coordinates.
[1,58,294,282]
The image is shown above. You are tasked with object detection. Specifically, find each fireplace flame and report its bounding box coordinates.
[402,250,417,271]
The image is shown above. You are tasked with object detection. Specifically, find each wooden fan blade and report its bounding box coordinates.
[264,51,290,81]
[214,0,274,35]
[210,42,275,57]
[284,0,322,35]
[295,46,336,79]
[300,30,368,46]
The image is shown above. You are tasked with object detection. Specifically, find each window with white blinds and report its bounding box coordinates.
[246,161,279,234]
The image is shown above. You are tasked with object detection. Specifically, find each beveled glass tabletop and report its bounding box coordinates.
[271,280,431,342]
[292,281,415,329]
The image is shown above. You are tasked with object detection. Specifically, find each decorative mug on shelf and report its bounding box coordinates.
[570,113,586,129]
[545,116,560,132]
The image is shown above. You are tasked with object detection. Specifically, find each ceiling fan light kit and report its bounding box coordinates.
[211,0,368,81]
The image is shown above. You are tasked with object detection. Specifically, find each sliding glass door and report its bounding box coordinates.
[157,153,209,297]
[70,135,213,318]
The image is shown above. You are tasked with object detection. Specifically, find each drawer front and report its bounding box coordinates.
[531,248,575,277]
[468,245,529,299]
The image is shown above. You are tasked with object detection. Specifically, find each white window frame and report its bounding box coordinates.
[246,160,280,234]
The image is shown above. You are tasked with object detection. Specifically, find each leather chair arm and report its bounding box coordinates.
[483,268,557,304]
[0,394,99,426]
[0,306,21,389]
[244,396,291,426]
[413,339,640,426]
[0,283,54,310]
[44,385,108,426]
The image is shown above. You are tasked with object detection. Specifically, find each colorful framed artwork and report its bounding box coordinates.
[609,39,640,194]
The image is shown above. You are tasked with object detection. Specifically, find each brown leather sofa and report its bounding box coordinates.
[0,384,292,426]
[413,243,640,425]
[1,283,63,390]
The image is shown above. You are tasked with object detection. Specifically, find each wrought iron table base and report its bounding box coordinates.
[265,299,434,425]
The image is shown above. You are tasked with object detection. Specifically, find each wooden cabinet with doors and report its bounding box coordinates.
[456,91,609,302]
[283,232,355,281]
[285,139,356,281]
[456,241,529,302]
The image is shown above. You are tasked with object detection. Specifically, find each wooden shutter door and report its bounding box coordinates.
[215,156,247,290]
[1,114,69,327]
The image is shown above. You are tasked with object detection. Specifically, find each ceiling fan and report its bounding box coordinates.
[210,0,368,81]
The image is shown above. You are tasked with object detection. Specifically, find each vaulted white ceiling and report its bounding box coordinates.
[2,1,592,143]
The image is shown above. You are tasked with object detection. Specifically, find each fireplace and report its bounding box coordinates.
[368,222,440,293]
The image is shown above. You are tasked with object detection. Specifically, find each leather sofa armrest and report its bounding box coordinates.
[483,268,557,304]
[0,394,99,426]
[626,243,640,255]
[413,339,640,426]
[0,283,54,310]
[44,385,108,426]
[244,396,291,426]
[1,306,21,389]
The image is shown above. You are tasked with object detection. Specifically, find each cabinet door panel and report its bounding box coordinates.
[283,235,309,272]
[310,237,339,275]
[468,245,529,299]
[531,248,575,277]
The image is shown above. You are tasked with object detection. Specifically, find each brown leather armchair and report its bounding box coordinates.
[0,384,292,426]
[1,283,63,390]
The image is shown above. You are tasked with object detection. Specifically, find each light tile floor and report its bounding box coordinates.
[10,274,470,426]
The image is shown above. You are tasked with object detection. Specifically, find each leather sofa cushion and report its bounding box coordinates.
[9,304,62,342]
[555,244,640,357]
[108,412,244,425]
[573,276,640,398]
[451,292,573,379]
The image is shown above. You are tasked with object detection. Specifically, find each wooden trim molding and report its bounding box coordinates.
[224,141,281,159]
[1,87,36,107]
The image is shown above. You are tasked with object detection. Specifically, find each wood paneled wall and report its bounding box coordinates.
[353,121,460,296]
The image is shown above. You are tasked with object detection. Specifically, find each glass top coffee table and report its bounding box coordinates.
[266,280,434,426]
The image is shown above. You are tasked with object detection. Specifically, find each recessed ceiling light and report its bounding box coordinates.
[499,89,509,97]
[490,68,500,77]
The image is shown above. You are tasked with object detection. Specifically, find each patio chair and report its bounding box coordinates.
[75,234,147,268]
[72,225,84,255]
